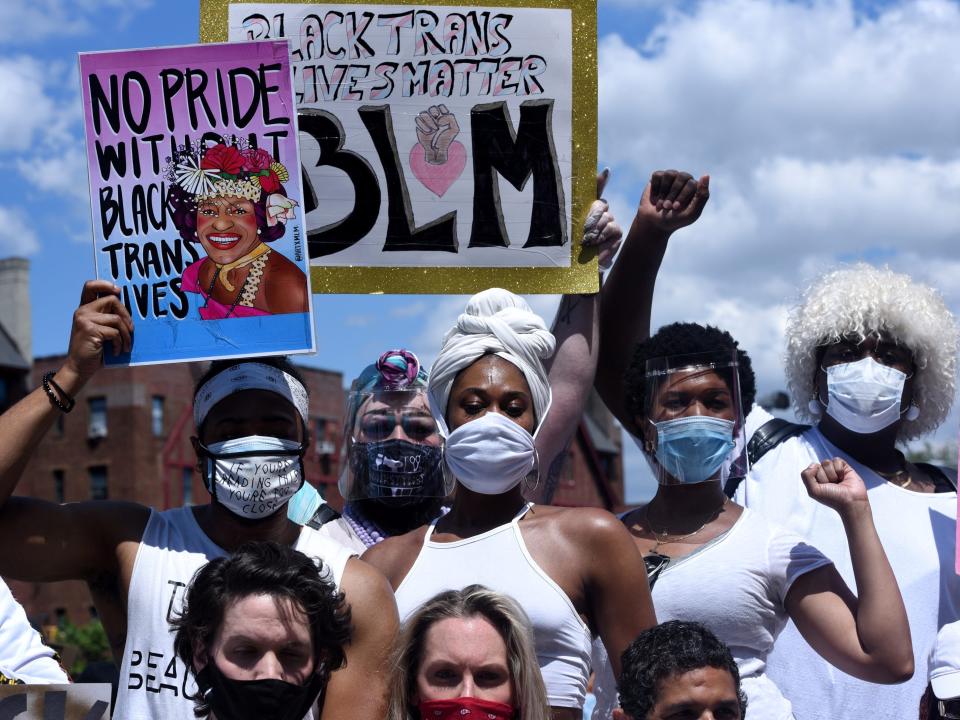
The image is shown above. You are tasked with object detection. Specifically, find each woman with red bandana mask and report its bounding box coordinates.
[387,585,550,720]
[169,141,308,319]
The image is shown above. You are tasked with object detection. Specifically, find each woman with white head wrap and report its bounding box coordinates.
[364,288,655,720]
[736,263,960,720]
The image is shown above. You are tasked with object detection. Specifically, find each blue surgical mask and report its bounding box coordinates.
[653,416,736,484]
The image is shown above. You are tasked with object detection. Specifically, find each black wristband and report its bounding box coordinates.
[42,372,75,413]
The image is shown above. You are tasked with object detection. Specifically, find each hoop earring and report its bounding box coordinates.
[523,448,542,496]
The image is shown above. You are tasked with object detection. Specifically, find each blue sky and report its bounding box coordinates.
[3,0,958,501]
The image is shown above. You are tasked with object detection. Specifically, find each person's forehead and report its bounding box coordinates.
[422,616,508,664]
[655,666,738,703]
[657,368,727,392]
[452,355,530,394]
[360,391,431,414]
[219,593,311,643]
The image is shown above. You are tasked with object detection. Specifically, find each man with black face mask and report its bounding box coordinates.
[0,280,398,720]
[172,541,353,720]
[299,349,451,553]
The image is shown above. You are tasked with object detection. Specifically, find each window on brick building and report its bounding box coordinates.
[53,469,64,503]
[152,396,165,436]
[88,397,107,438]
[182,467,193,506]
[89,466,108,500]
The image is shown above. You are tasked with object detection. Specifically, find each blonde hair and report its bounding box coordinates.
[387,585,550,720]
[785,263,957,440]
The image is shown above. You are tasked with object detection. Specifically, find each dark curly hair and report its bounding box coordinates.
[168,182,286,246]
[619,621,747,720]
[624,322,757,423]
[171,541,352,718]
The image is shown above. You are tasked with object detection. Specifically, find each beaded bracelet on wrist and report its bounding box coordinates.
[42,372,75,413]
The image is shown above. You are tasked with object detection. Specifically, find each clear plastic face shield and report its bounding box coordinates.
[338,386,453,503]
[642,351,748,486]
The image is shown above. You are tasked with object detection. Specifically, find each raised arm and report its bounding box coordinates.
[0,280,147,583]
[321,557,399,720]
[785,459,914,683]
[536,171,622,501]
[596,171,709,432]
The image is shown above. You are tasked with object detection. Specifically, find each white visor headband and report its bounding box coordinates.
[194,362,310,428]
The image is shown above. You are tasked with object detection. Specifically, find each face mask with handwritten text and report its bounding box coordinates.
[199,435,305,519]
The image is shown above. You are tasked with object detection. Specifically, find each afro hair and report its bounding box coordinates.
[624,322,757,423]
[785,263,957,440]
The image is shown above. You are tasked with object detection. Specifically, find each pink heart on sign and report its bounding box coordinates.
[409,141,466,197]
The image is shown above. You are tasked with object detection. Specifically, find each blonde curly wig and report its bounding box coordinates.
[784,263,957,440]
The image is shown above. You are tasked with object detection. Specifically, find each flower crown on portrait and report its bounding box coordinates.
[172,142,290,202]
[168,141,299,226]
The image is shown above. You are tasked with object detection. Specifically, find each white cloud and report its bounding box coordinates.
[599,0,960,178]
[0,57,58,152]
[17,147,90,202]
[0,0,153,43]
[0,207,40,255]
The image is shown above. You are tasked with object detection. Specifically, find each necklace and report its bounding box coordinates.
[203,249,271,318]
[342,503,387,548]
[873,451,915,489]
[214,243,271,292]
[643,497,728,553]
[875,467,912,489]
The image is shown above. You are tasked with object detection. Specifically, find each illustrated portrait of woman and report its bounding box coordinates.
[169,141,308,320]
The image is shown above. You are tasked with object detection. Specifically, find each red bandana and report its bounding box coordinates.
[418,697,516,720]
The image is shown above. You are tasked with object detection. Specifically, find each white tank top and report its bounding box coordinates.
[115,507,355,720]
[395,503,592,709]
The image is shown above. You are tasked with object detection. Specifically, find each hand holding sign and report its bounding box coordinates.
[581,168,622,270]
[66,280,134,381]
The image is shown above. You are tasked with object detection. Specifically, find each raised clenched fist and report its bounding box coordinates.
[415,105,460,165]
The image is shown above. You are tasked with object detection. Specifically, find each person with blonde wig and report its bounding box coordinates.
[736,263,960,720]
[388,585,550,720]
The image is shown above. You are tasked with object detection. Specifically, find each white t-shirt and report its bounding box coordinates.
[736,426,960,720]
[115,507,356,720]
[592,508,831,720]
[0,577,68,683]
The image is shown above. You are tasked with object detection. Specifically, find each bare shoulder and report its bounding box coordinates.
[532,504,626,536]
[340,556,396,608]
[360,526,428,589]
[264,252,308,313]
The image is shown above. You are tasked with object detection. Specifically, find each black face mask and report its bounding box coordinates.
[350,439,444,505]
[195,663,325,720]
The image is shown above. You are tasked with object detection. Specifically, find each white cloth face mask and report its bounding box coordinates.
[824,356,908,434]
[201,435,305,519]
[444,411,536,495]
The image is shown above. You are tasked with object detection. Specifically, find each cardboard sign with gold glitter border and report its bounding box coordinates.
[201,0,598,294]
